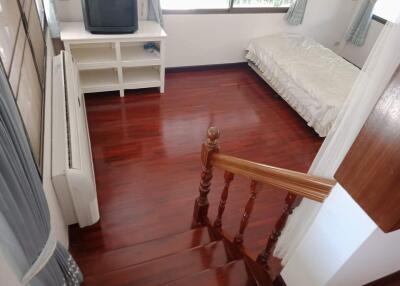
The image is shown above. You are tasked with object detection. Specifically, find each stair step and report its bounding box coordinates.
[79,227,211,277]
[162,260,256,286]
[84,240,228,286]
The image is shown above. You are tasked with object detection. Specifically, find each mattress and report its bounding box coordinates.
[246,33,360,137]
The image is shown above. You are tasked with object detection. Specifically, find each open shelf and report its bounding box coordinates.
[121,43,161,67]
[123,66,161,89]
[80,69,119,93]
[71,43,116,70]
[61,21,166,96]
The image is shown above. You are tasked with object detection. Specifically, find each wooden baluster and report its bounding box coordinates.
[234,181,260,244]
[257,193,298,268]
[213,171,235,228]
[192,127,220,228]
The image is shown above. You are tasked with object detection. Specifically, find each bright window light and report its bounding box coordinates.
[233,0,294,8]
[374,0,400,22]
[160,0,230,10]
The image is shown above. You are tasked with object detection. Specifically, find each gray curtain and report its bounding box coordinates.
[148,0,164,27]
[285,0,308,26]
[0,61,82,284]
[346,0,377,46]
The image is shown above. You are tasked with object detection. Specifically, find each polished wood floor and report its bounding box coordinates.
[70,64,323,285]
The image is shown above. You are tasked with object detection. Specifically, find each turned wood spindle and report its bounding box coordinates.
[257,193,298,268]
[192,127,220,228]
[213,171,235,228]
[234,180,260,244]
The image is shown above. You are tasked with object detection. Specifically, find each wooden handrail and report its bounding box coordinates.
[192,127,337,282]
[212,153,335,202]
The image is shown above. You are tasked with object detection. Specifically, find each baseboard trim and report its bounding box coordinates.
[166,62,247,72]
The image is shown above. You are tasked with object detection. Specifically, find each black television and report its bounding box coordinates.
[81,0,138,34]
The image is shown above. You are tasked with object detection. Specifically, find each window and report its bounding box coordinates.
[161,0,293,12]
[161,0,230,10]
[373,0,400,23]
[233,0,294,8]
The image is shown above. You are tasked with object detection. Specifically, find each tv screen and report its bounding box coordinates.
[81,0,138,34]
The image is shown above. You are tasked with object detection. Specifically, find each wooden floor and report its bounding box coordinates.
[70,64,323,284]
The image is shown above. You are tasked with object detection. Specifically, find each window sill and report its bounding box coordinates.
[163,7,289,15]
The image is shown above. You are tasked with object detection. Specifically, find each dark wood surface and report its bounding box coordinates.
[76,227,211,277]
[366,270,400,286]
[70,65,323,284]
[84,241,228,285]
[163,260,256,286]
[234,181,260,244]
[257,193,298,268]
[214,171,235,228]
[335,65,400,233]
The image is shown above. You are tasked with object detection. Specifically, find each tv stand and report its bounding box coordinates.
[60,21,167,97]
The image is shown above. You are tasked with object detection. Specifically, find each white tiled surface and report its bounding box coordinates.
[28,0,45,82]
[0,0,21,73]
[17,41,43,165]
[9,22,26,96]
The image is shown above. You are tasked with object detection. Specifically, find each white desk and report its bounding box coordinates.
[60,21,167,97]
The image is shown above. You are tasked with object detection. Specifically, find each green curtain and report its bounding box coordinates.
[285,0,308,26]
[148,0,164,27]
[346,0,378,46]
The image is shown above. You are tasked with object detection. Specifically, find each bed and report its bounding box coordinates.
[246,33,360,137]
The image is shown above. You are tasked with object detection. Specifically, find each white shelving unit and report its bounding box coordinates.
[60,21,167,97]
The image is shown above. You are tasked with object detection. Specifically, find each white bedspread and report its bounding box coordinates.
[246,33,360,137]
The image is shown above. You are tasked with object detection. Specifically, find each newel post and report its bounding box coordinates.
[192,127,220,228]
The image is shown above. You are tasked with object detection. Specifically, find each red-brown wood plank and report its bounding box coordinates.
[162,260,258,286]
[84,241,228,286]
[79,227,211,277]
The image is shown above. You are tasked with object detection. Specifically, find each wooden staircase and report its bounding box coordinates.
[81,127,336,286]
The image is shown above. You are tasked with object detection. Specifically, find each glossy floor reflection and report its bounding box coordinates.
[70,64,323,283]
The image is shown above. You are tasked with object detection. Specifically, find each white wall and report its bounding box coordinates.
[281,184,400,286]
[163,0,355,67]
[331,228,400,285]
[54,0,356,67]
[163,13,286,67]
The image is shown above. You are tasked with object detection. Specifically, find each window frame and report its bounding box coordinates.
[162,0,290,15]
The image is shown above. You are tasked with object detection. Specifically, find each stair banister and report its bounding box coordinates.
[192,127,336,278]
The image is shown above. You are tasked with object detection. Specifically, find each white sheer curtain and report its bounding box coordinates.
[274,13,400,264]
